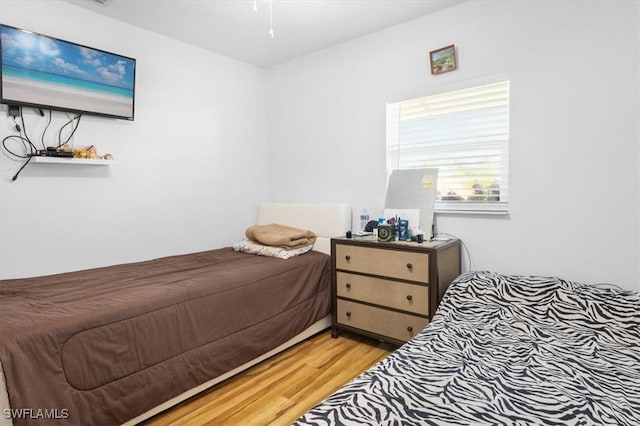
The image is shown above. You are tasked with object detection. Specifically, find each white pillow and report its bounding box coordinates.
[232,239,313,260]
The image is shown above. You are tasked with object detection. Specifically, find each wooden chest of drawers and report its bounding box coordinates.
[332,237,461,346]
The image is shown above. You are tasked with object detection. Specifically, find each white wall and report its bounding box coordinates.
[0,0,269,278]
[267,1,640,290]
[2,1,638,290]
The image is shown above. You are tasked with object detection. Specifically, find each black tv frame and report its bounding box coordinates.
[0,24,136,121]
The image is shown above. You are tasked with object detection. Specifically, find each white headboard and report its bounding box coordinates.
[257,203,351,255]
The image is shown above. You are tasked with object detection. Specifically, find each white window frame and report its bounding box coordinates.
[386,77,510,215]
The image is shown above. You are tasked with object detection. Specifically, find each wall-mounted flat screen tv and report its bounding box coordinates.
[0,24,136,120]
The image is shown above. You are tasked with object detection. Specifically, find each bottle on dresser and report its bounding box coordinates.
[359,209,369,232]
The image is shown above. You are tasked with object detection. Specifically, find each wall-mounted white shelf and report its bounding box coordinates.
[31,156,118,166]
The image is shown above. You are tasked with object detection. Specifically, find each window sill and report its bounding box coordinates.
[435,201,509,215]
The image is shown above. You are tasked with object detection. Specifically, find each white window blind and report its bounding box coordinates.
[387,80,510,214]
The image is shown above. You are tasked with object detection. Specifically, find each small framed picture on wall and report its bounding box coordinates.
[430,44,457,75]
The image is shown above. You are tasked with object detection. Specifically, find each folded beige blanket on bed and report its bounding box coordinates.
[245,223,316,248]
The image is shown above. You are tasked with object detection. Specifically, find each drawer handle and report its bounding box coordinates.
[346,311,352,318]
[345,255,351,262]
[407,326,413,332]
[346,283,351,289]
[406,263,413,270]
[406,295,413,301]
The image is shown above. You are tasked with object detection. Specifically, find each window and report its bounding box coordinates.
[386,80,510,214]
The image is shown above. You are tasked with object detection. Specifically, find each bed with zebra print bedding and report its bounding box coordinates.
[296,271,640,425]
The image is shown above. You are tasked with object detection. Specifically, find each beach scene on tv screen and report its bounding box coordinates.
[1,26,135,119]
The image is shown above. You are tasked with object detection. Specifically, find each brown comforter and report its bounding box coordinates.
[0,248,331,426]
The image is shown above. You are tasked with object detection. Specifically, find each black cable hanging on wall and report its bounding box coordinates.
[1,107,83,181]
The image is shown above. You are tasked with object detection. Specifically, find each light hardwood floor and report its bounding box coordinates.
[143,330,395,426]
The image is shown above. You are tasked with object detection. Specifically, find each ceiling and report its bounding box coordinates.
[65,0,463,68]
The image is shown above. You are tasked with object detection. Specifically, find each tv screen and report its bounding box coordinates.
[0,24,136,120]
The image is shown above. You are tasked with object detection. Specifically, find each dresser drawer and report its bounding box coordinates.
[335,244,429,283]
[337,300,429,342]
[336,272,429,315]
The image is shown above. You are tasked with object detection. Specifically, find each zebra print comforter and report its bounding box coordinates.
[296,271,640,425]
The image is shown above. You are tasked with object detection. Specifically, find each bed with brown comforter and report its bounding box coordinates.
[0,248,331,426]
